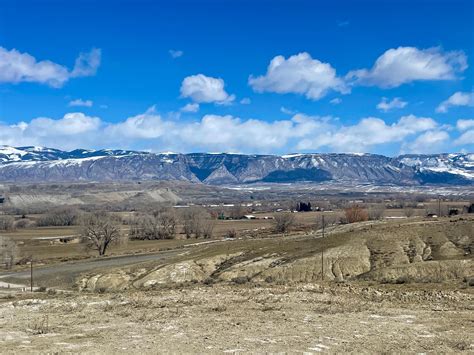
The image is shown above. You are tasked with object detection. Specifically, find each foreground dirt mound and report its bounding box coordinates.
[2,283,473,353]
[78,219,473,292]
[132,253,241,288]
[359,259,473,284]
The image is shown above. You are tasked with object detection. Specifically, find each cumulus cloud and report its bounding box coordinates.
[0,47,101,87]
[69,99,93,107]
[455,130,474,145]
[0,113,101,149]
[27,113,101,136]
[454,119,474,146]
[180,74,235,104]
[180,103,200,113]
[249,52,348,100]
[2,109,470,154]
[177,113,331,152]
[457,119,474,131]
[436,91,474,113]
[403,130,450,153]
[240,98,251,105]
[169,49,183,58]
[330,98,342,105]
[297,115,438,152]
[346,47,467,88]
[377,97,407,112]
[105,106,174,140]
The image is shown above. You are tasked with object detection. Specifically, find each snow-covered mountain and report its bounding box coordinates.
[0,146,472,185]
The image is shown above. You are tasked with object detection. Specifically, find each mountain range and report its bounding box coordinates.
[0,146,473,185]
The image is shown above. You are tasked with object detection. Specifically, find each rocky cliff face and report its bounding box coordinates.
[0,146,473,185]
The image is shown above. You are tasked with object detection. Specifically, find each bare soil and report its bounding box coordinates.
[0,282,472,353]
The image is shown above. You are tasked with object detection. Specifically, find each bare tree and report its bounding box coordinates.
[181,207,212,238]
[37,207,81,227]
[0,216,15,231]
[344,205,369,224]
[80,212,125,256]
[404,208,415,217]
[0,235,17,269]
[129,210,177,240]
[273,213,295,233]
[201,219,215,239]
[229,205,248,219]
[368,204,385,220]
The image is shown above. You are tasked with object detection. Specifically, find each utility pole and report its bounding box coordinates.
[30,256,33,292]
[438,195,441,217]
[321,214,325,281]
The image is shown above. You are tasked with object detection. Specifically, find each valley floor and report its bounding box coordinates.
[1,216,473,353]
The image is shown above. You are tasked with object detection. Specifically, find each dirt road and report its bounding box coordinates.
[0,249,184,287]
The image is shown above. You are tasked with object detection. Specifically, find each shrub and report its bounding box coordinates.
[344,205,369,223]
[273,213,295,233]
[225,229,238,239]
[15,219,35,229]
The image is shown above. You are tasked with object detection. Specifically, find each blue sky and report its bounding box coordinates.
[0,0,473,155]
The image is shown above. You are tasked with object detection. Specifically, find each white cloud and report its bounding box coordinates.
[436,91,474,113]
[0,47,101,88]
[181,103,200,113]
[180,74,235,104]
[330,98,342,105]
[3,109,471,154]
[249,52,348,100]
[377,97,407,112]
[280,106,297,115]
[105,106,175,140]
[0,113,101,149]
[403,130,450,153]
[346,47,467,88]
[457,119,474,131]
[240,98,251,105]
[69,99,93,107]
[70,48,101,78]
[297,115,438,152]
[27,113,101,136]
[175,113,330,152]
[169,49,183,58]
[455,130,474,145]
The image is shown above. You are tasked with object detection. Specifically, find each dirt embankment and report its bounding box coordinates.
[78,218,474,291]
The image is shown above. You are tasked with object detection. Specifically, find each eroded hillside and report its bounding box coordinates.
[78,217,474,292]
